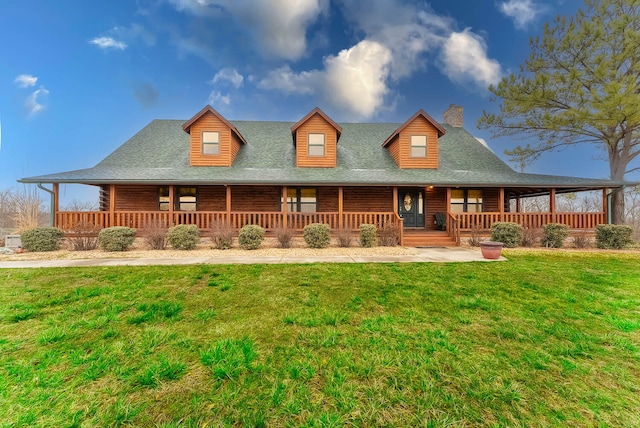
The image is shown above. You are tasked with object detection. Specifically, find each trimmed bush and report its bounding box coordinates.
[98,226,136,252]
[210,220,234,250]
[379,223,401,247]
[490,222,523,248]
[20,227,64,252]
[274,224,294,248]
[238,224,265,250]
[359,224,377,248]
[167,224,200,250]
[541,223,569,248]
[303,223,331,249]
[596,224,634,249]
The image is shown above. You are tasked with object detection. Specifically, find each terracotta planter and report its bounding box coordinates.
[480,241,503,260]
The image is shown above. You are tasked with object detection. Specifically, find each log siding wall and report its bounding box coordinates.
[189,112,235,167]
[295,114,338,168]
[394,116,440,169]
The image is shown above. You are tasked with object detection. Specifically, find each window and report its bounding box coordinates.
[282,188,317,212]
[159,187,170,211]
[158,186,197,211]
[308,133,325,156]
[410,135,427,157]
[451,189,483,213]
[202,131,220,155]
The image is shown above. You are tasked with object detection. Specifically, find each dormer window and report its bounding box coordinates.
[308,133,325,156]
[202,131,220,155]
[410,135,427,158]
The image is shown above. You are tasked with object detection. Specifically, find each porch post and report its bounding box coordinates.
[338,186,343,229]
[392,186,398,215]
[168,185,175,226]
[226,185,232,226]
[52,183,59,227]
[549,188,556,222]
[446,187,451,210]
[602,188,608,223]
[282,186,288,228]
[499,187,505,221]
[516,195,521,213]
[109,184,116,227]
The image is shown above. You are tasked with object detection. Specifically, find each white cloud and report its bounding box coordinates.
[208,90,231,106]
[25,87,49,116]
[499,0,546,29]
[259,40,392,119]
[259,65,320,95]
[211,68,244,88]
[440,29,502,89]
[14,74,38,88]
[90,36,128,50]
[323,40,392,118]
[169,0,327,60]
[339,0,502,88]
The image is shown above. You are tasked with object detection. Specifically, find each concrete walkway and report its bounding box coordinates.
[0,247,504,268]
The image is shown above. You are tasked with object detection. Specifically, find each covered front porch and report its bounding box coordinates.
[48,183,612,247]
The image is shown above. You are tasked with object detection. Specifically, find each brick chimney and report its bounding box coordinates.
[443,104,463,127]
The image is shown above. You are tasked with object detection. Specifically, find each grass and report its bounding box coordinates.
[0,251,639,426]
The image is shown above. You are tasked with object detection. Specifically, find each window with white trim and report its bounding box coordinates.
[308,133,325,156]
[202,131,220,155]
[410,135,427,157]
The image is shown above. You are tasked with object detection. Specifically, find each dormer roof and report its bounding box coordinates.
[381,109,446,147]
[182,105,247,145]
[291,107,343,143]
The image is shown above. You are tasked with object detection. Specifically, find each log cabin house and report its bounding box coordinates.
[20,104,625,246]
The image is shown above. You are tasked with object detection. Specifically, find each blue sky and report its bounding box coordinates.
[0,0,604,206]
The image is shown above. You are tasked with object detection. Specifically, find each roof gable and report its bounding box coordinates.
[291,107,343,141]
[182,105,247,145]
[382,109,446,147]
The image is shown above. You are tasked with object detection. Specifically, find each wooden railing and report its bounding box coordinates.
[454,212,607,230]
[447,213,461,245]
[55,211,402,232]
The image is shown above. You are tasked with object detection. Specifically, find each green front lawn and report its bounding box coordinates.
[1,252,639,427]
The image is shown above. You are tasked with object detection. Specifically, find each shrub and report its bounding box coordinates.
[596,224,634,249]
[20,227,64,252]
[274,224,294,248]
[359,224,377,248]
[303,223,331,248]
[99,227,136,252]
[520,226,542,248]
[541,223,569,248]
[379,223,401,247]
[67,221,101,251]
[141,220,168,250]
[238,224,265,250]
[210,220,234,250]
[336,228,353,248]
[167,224,200,250]
[572,231,593,249]
[489,222,523,248]
[467,223,482,247]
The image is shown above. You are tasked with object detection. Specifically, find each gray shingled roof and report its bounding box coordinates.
[20,118,625,189]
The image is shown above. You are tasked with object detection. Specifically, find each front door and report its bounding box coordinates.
[398,189,424,228]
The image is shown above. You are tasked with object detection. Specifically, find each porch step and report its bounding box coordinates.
[402,230,457,247]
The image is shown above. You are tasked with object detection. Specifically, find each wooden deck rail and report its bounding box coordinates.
[56,211,402,232]
[454,212,607,230]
